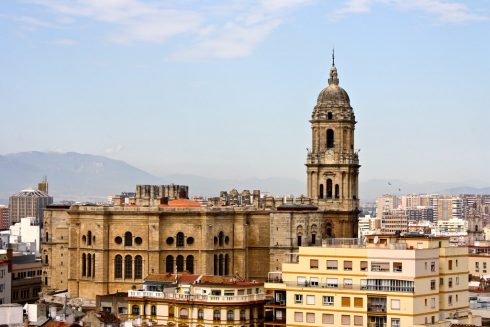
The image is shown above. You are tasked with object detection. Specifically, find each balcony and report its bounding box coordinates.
[277,281,414,293]
[128,290,265,303]
[368,297,387,313]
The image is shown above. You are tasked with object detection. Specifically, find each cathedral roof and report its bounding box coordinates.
[316,64,350,107]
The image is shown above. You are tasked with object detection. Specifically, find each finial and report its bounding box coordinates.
[332,47,335,66]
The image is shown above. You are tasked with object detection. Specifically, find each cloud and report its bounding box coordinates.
[332,0,488,23]
[104,144,124,155]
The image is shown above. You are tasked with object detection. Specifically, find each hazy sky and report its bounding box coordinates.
[1,0,489,184]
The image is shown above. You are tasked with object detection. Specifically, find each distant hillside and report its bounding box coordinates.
[0,152,159,202]
[0,152,306,202]
[0,152,488,203]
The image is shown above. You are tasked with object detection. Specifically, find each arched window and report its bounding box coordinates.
[327,129,334,148]
[227,310,234,321]
[218,254,224,276]
[125,255,132,278]
[319,184,324,199]
[225,254,230,275]
[214,236,218,246]
[335,184,340,198]
[132,305,140,315]
[87,231,92,246]
[186,255,194,274]
[198,309,204,320]
[176,255,184,272]
[297,235,302,246]
[326,223,333,238]
[92,254,96,277]
[151,305,156,316]
[311,233,316,245]
[45,232,48,242]
[326,179,333,199]
[240,310,246,321]
[176,232,184,247]
[180,308,188,318]
[213,310,221,321]
[134,255,143,279]
[327,112,333,120]
[169,306,175,318]
[125,231,132,246]
[115,255,122,278]
[82,253,86,276]
[165,255,174,273]
[219,231,224,247]
[214,255,218,275]
[87,253,92,277]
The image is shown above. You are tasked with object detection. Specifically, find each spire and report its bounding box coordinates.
[328,48,339,85]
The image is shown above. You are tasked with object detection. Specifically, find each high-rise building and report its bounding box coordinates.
[375,195,400,218]
[264,235,479,327]
[0,205,9,230]
[8,180,53,226]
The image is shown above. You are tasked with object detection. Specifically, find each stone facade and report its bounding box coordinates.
[42,62,361,301]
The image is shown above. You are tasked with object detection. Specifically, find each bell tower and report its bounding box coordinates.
[306,53,360,237]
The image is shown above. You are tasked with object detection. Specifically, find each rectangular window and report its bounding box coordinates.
[371,262,390,272]
[306,295,315,305]
[344,260,353,271]
[310,277,319,286]
[431,280,436,290]
[306,313,315,323]
[327,260,338,270]
[297,276,306,286]
[456,277,459,285]
[310,259,319,269]
[341,297,350,307]
[322,314,334,324]
[448,278,453,288]
[448,260,453,270]
[456,259,458,267]
[431,298,436,308]
[448,295,453,306]
[354,297,363,308]
[326,278,338,288]
[323,296,334,306]
[392,318,401,327]
[393,262,402,272]
[391,299,400,310]
[344,278,353,288]
[431,261,436,272]
[360,261,368,271]
[440,277,444,285]
[295,294,303,304]
[341,315,350,325]
[294,312,303,322]
[354,315,363,326]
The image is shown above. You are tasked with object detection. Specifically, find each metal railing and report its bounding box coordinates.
[128,290,266,302]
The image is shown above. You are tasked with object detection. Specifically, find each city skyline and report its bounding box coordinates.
[1,0,489,185]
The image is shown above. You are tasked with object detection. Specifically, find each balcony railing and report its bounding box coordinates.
[367,304,387,313]
[276,282,414,293]
[128,290,266,303]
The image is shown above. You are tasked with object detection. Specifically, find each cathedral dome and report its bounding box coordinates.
[316,65,350,106]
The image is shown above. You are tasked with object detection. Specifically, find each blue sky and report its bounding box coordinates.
[1,0,489,184]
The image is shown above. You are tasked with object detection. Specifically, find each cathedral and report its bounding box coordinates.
[42,59,360,300]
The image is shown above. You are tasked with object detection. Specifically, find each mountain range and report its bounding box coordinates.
[0,152,489,204]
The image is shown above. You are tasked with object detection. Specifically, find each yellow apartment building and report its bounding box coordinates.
[265,234,481,327]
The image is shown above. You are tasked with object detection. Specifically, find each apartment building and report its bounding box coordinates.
[265,234,479,327]
[127,274,266,326]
